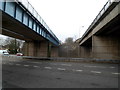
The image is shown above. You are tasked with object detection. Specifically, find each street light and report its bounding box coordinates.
[79,26,84,38]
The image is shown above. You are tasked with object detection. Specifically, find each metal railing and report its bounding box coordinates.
[14,0,59,42]
[81,0,119,39]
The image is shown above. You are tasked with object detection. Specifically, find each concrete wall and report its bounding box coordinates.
[92,35,120,60]
[79,46,92,58]
[23,41,48,57]
[51,46,59,57]
[23,41,59,57]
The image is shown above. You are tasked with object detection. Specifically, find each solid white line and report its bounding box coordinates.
[24,65,29,67]
[57,68,66,71]
[112,73,120,75]
[33,66,39,68]
[44,67,52,69]
[91,71,101,74]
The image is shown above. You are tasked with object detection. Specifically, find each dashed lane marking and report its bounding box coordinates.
[16,64,21,66]
[91,71,101,74]
[24,65,30,67]
[109,67,115,69]
[57,68,66,71]
[112,73,120,75]
[44,67,52,69]
[75,70,83,72]
[33,66,39,68]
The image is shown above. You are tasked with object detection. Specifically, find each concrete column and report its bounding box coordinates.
[79,46,92,58]
[92,35,120,60]
[51,46,59,57]
[23,41,51,57]
[39,41,50,57]
[23,41,35,56]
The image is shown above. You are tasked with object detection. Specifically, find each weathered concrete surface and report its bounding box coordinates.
[92,35,120,60]
[23,41,59,57]
[79,46,92,58]
[51,46,59,57]
[79,2,120,60]
[24,41,48,57]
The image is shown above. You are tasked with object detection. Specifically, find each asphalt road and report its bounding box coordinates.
[1,56,120,88]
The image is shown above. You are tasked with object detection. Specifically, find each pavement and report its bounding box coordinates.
[1,56,120,88]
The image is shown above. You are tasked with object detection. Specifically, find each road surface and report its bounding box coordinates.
[2,56,119,88]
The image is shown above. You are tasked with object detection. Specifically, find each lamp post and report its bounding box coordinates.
[79,26,84,38]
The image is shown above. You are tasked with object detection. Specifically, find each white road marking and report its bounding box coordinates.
[61,64,72,66]
[16,64,21,66]
[91,71,101,74]
[57,68,66,71]
[44,67,52,69]
[33,66,39,68]
[24,65,29,67]
[75,70,83,72]
[110,67,115,69]
[112,73,120,75]
[84,65,106,68]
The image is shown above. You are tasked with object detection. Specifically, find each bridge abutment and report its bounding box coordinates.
[79,46,92,58]
[23,41,49,57]
[23,41,59,57]
[92,35,120,60]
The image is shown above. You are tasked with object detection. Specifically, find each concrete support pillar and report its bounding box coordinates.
[23,41,51,57]
[79,46,92,58]
[24,41,34,56]
[39,41,50,57]
[92,35,120,60]
[51,46,59,57]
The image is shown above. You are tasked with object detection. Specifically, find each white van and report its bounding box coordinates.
[0,50,9,55]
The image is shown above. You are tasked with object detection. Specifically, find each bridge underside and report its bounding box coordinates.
[1,11,44,41]
[1,11,58,57]
[79,2,120,60]
[92,15,120,60]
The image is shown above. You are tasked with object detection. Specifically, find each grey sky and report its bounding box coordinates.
[28,0,108,42]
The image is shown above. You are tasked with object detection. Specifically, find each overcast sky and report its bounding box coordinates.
[28,0,108,42]
[0,0,108,42]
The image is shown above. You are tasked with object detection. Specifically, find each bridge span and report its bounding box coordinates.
[79,0,120,60]
[0,0,60,57]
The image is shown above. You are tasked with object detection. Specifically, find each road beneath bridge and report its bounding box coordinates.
[2,56,119,88]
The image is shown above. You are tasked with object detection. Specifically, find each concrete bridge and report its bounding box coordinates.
[79,0,120,60]
[0,0,60,57]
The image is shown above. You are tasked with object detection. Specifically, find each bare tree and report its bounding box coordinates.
[59,37,79,57]
[65,37,74,44]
